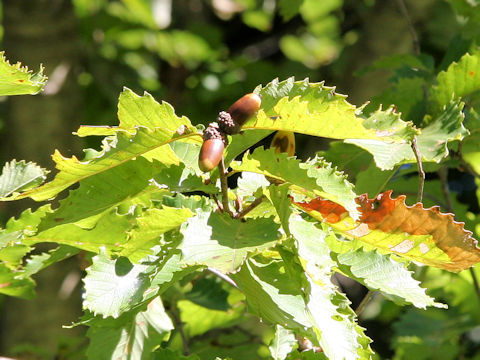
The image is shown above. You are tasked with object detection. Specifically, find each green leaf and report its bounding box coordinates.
[0,52,47,95]
[289,215,374,360]
[153,349,201,360]
[21,245,80,278]
[236,171,270,198]
[392,308,472,360]
[121,206,194,262]
[231,148,359,220]
[336,249,445,309]
[269,325,297,360]
[347,100,467,169]
[278,0,304,21]
[0,160,47,199]
[83,249,154,318]
[0,263,35,299]
[31,209,134,255]
[245,78,418,143]
[86,297,173,360]
[185,276,230,311]
[17,88,200,201]
[232,258,313,331]
[242,10,273,32]
[224,129,273,165]
[356,53,433,76]
[365,77,426,123]
[430,48,480,111]
[355,162,395,197]
[180,211,280,273]
[178,298,244,337]
[267,184,294,235]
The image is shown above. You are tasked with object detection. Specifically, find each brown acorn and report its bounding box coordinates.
[217,93,261,135]
[198,123,227,172]
[198,138,225,172]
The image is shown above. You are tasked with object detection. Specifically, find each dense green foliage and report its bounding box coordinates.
[3,1,480,359]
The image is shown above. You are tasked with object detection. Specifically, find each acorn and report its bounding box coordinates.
[198,123,227,172]
[271,130,296,156]
[217,93,261,135]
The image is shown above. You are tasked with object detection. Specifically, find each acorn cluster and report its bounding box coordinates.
[198,93,261,172]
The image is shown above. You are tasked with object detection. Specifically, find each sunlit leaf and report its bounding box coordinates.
[86,297,173,360]
[0,52,47,95]
[336,249,445,308]
[269,325,297,360]
[16,88,200,201]
[83,249,154,318]
[430,48,480,111]
[180,211,280,273]
[0,160,47,199]
[244,78,418,143]
[294,191,480,271]
[289,215,374,359]
[231,148,359,220]
[121,206,193,262]
[347,100,468,169]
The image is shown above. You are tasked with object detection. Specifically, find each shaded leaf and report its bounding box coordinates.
[21,245,80,278]
[0,263,35,299]
[278,0,304,21]
[31,209,134,256]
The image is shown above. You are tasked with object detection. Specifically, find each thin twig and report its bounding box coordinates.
[469,268,480,305]
[208,267,238,288]
[456,142,480,179]
[411,137,425,203]
[438,166,454,212]
[234,195,266,219]
[218,157,232,216]
[395,0,429,105]
[395,0,420,55]
[355,290,375,316]
[169,304,190,355]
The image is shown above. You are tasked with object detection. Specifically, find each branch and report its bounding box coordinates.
[234,195,266,219]
[355,290,376,316]
[411,137,425,202]
[208,267,238,288]
[218,157,233,216]
[395,0,420,55]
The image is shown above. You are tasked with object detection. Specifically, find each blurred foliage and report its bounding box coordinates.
[3,0,480,359]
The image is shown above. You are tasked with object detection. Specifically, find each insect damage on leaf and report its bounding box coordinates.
[293,191,480,272]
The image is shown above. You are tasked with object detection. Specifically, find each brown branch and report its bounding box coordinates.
[395,0,420,55]
[355,290,375,316]
[411,137,425,203]
[234,195,265,219]
[218,158,232,216]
